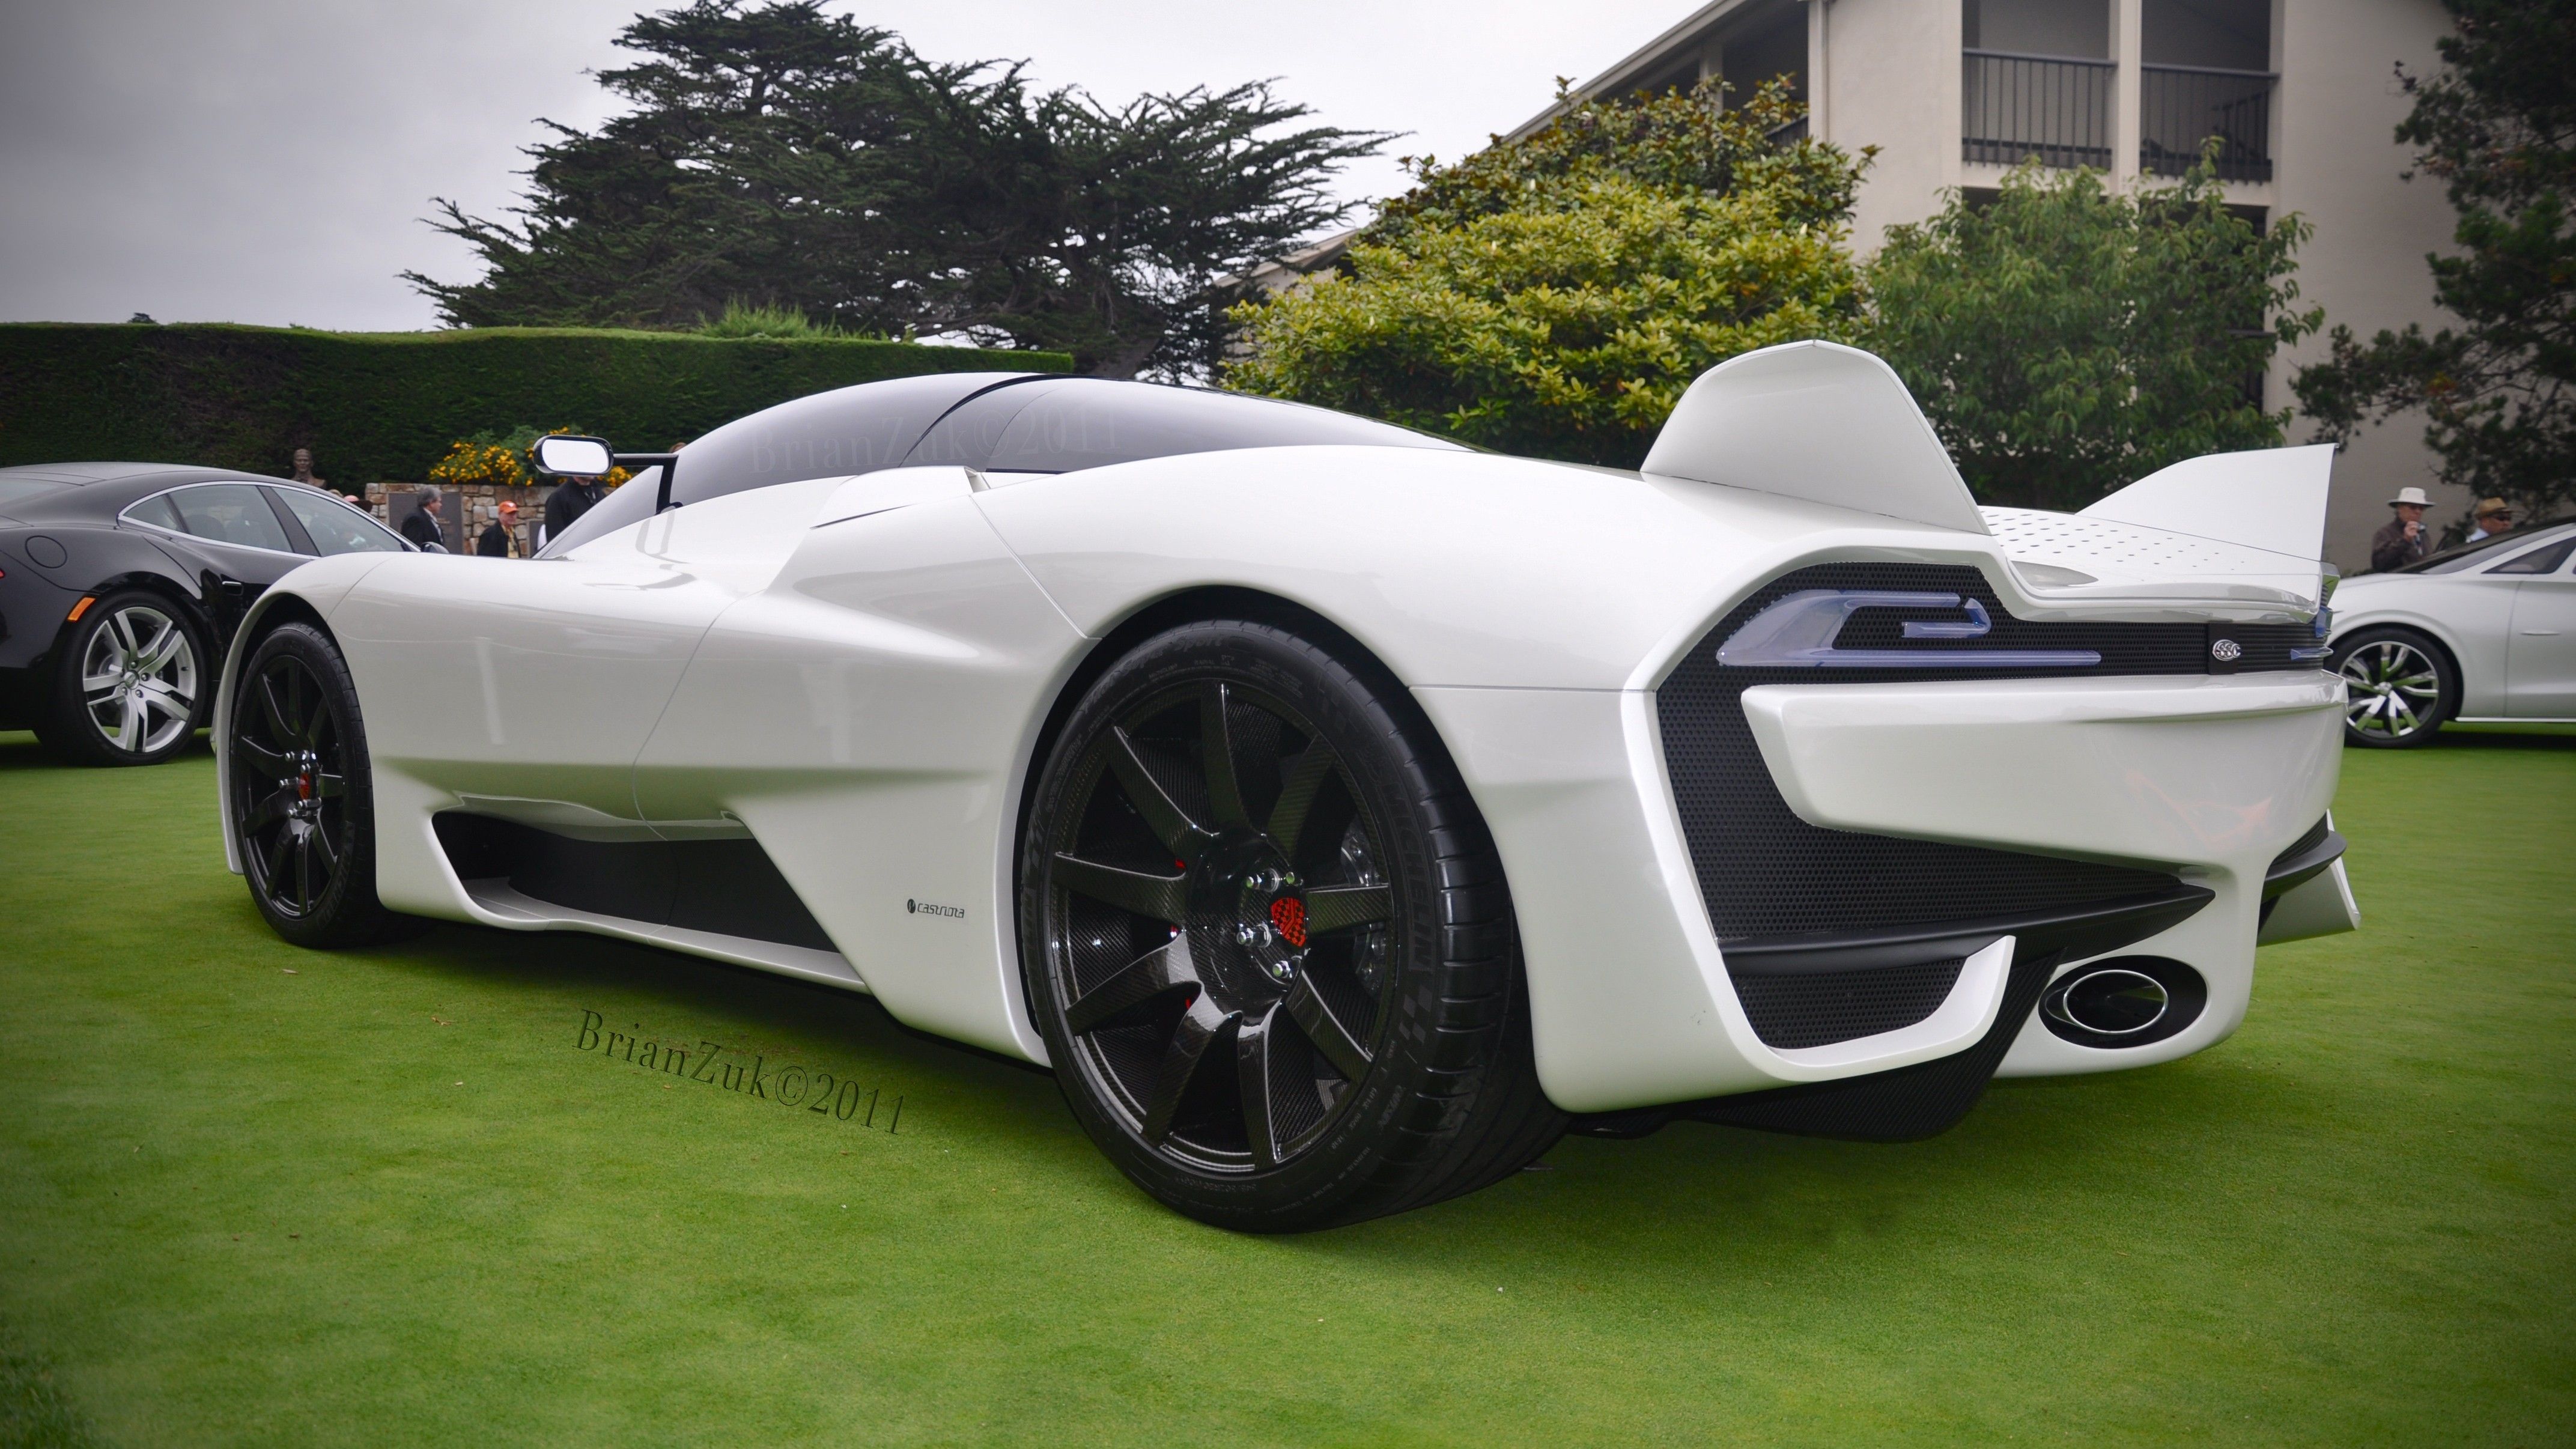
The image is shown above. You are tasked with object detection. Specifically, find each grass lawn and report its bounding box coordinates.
[1,725,2569,1447]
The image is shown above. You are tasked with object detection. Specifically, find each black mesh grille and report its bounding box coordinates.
[1733,958,1967,1049]
[1660,561,2307,950]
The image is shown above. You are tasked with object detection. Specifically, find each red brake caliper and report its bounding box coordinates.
[1269,896,1307,949]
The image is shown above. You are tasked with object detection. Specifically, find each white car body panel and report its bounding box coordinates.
[216,342,2360,1119]
[2328,521,2576,721]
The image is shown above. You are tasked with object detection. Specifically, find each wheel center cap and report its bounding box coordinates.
[1190,831,1304,998]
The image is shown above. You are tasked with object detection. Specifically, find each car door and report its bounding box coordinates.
[2497,533,2576,718]
[135,483,310,637]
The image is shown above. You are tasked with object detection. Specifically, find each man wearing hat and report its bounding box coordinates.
[2464,497,2516,544]
[2372,487,2437,572]
[476,499,523,558]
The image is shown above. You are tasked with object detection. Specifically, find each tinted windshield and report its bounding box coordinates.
[2405,521,2576,573]
[908,378,1465,473]
[666,371,1032,508]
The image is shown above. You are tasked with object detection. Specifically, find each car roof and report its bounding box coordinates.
[2390,517,2576,575]
[0,464,298,524]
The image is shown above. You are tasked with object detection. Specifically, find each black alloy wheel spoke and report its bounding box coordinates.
[1064,938,1201,1034]
[235,736,294,785]
[1053,853,1188,925]
[1282,975,1373,1081]
[1235,1004,1286,1169]
[292,832,317,911]
[242,783,300,834]
[1198,681,1256,832]
[1105,726,1214,861]
[1141,996,1238,1144]
[1265,743,1334,857]
[258,670,296,745]
[314,771,347,800]
[307,821,341,872]
[1302,884,1392,936]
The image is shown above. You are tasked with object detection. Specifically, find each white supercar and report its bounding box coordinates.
[217,341,2358,1230]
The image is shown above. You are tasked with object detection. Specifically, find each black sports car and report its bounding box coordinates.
[0,463,411,765]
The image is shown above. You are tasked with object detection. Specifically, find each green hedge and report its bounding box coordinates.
[0,323,1072,484]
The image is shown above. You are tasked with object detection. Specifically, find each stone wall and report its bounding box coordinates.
[365,479,550,556]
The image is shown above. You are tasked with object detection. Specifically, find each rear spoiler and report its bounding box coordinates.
[1643,341,2332,612]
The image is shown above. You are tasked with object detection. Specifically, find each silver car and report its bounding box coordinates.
[2328,519,2576,746]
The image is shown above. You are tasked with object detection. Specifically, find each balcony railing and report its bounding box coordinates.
[2140,63,2276,181]
[1963,49,2113,171]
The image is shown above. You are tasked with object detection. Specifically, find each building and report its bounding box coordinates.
[1524,0,2468,572]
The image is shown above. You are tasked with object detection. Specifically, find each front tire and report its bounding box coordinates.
[1018,620,1563,1231]
[38,589,208,766]
[228,622,406,947]
[2332,626,2456,747]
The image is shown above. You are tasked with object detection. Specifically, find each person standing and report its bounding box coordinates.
[476,500,522,557]
[2464,498,2516,544]
[399,485,448,551]
[2371,487,2436,572]
[542,474,606,551]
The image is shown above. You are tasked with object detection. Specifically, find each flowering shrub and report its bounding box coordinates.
[425,425,631,490]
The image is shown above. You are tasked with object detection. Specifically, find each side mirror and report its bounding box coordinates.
[532,435,615,479]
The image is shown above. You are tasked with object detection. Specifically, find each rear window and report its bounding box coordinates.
[123,493,183,531]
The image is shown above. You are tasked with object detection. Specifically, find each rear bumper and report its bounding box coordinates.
[1421,671,2345,1114]
[1739,673,2345,876]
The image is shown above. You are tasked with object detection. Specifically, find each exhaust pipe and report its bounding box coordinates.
[2040,956,2206,1048]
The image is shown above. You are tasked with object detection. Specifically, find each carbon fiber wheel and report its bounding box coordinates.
[1019,620,1562,1230]
[229,622,406,947]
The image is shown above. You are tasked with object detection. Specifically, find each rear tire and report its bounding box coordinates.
[38,589,208,767]
[2332,626,2456,747]
[1018,619,1564,1231]
[229,622,407,947]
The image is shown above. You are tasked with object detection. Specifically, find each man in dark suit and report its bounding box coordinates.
[399,486,448,551]
[542,475,606,552]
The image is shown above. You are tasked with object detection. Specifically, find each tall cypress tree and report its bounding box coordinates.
[404,1,1385,377]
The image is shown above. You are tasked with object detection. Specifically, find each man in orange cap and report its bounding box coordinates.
[476,499,523,558]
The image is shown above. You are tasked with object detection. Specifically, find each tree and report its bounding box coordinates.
[2290,0,2575,520]
[1225,81,1871,466]
[1865,157,2319,512]
[404,0,1385,377]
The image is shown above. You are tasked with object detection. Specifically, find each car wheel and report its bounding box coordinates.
[38,589,208,766]
[229,622,406,947]
[2332,626,2456,748]
[1018,620,1564,1231]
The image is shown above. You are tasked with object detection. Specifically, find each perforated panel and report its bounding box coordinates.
[1732,958,1966,1050]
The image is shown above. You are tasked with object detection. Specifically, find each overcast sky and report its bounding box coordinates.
[0,0,1697,331]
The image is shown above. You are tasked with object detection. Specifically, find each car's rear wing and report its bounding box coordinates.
[1642,341,2333,615]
